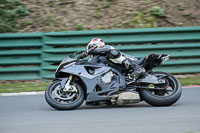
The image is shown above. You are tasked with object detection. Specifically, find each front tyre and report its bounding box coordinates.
[45,80,85,110]
[139,71,182,106]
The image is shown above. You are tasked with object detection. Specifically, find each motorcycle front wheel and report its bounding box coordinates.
[139,71,182,106]
[45,80,85,110]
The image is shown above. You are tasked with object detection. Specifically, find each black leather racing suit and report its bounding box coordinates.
[78,45,144,79]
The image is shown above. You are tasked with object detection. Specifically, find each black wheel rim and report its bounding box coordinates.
[147,73,178,98]
[49,82,81,104]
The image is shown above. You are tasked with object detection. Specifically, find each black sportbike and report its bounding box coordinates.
[45,51,182,110]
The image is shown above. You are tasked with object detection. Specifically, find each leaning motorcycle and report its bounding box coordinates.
[45,51,182,110]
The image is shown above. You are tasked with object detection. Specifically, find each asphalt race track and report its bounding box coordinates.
[0,87,200,133]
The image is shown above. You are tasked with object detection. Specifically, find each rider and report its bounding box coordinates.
[77,38,145,80]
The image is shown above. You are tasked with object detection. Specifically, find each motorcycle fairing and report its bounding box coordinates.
[58,63,126,102]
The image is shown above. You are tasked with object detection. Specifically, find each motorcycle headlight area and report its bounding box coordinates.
[101,71,114,84]
[56,59,66,72]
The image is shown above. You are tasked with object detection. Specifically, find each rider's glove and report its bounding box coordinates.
[87,49,95,55]
[77,51,87,59]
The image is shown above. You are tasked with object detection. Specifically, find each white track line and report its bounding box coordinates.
[0,91,44,96]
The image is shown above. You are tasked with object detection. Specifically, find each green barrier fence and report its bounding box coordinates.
[0,27,200,80]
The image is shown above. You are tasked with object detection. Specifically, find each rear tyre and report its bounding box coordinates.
[139,71,182,106]
[45,80,85,110]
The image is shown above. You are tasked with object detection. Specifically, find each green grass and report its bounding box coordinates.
[0,0,29,33]
[178,76,200,86]
[0,76,200,93]
[0,82,49,93]
[74,24,85,31]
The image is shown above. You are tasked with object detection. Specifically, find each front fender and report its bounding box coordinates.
[54,78,69,89]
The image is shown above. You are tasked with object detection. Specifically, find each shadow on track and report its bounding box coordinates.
[44,101,182,111]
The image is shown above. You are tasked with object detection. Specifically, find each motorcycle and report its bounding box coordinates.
[45,51,182,110]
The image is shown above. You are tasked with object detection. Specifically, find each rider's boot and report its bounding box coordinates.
[123,59,145,80]
[130,63,145,79]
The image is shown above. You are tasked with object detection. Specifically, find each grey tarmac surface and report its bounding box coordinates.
[0,87,200,133]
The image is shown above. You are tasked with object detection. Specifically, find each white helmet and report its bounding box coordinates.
[87,38,105,52]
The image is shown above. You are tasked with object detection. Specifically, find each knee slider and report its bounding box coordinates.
[108,49,120,59]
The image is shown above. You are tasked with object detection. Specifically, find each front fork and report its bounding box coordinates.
[60,75,73,92]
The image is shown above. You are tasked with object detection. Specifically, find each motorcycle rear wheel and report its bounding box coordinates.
[45,80,85,110]
[139,71,182,106]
